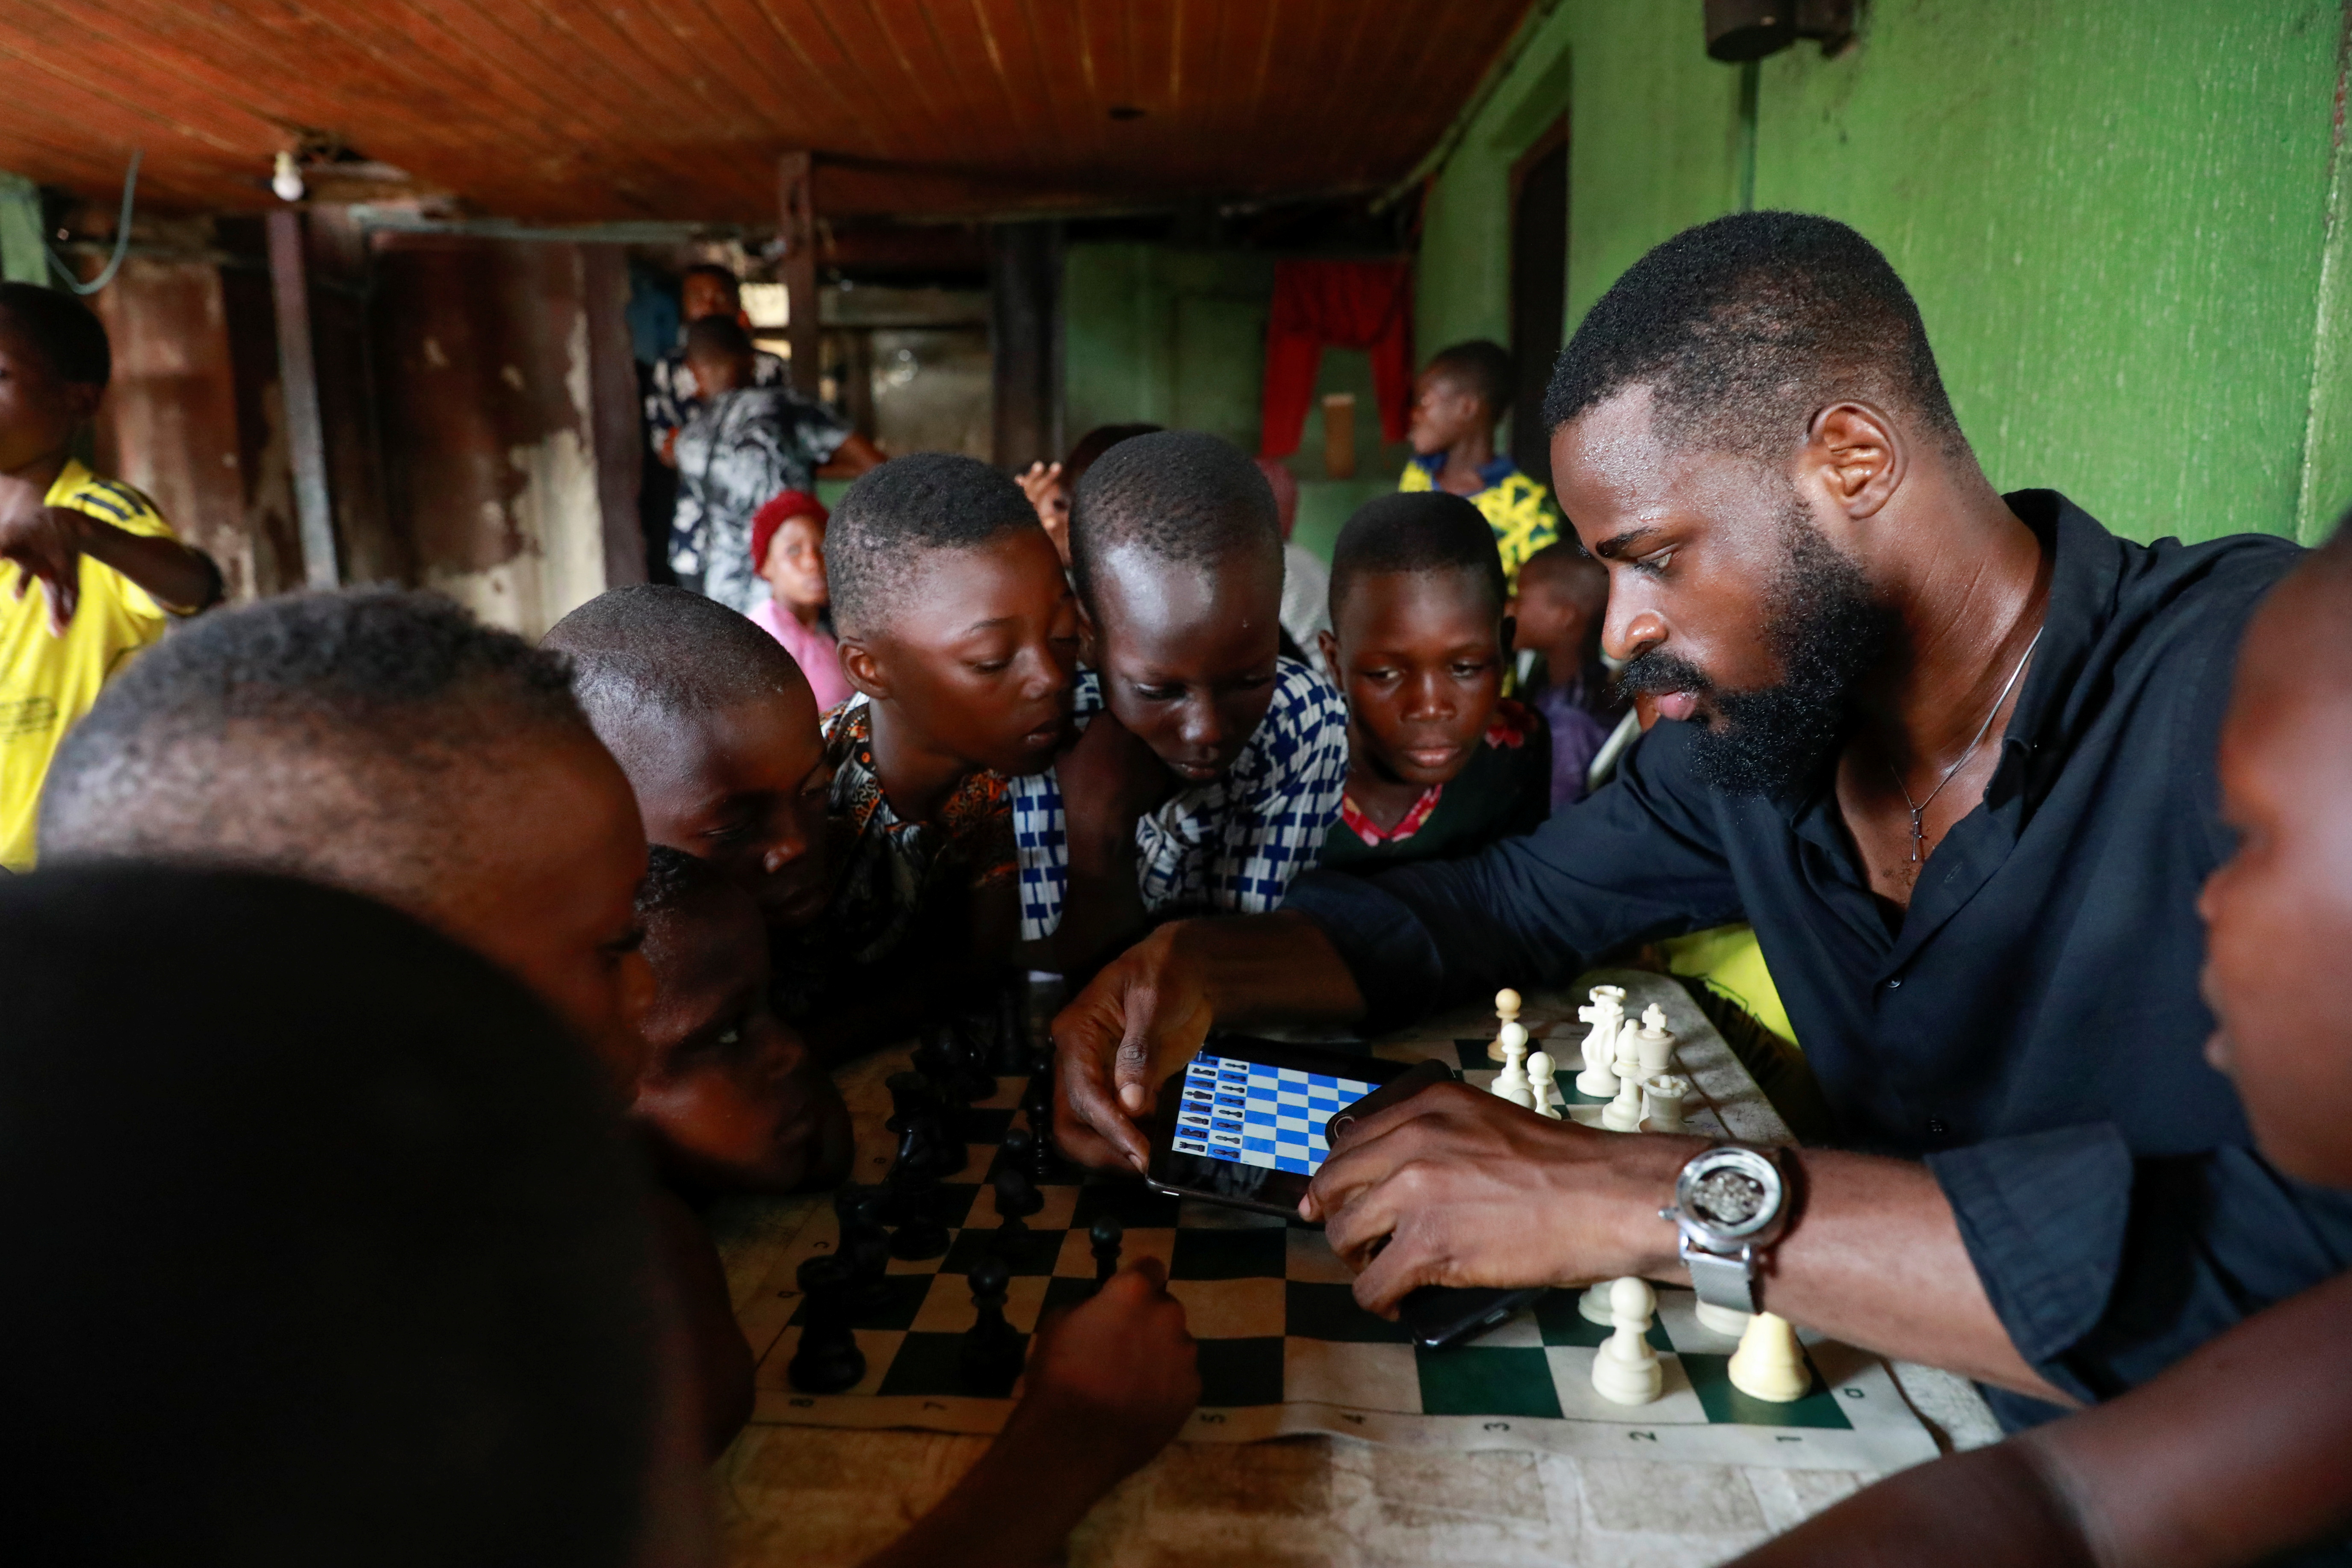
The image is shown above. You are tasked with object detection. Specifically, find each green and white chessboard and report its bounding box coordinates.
[738,976,1941,1474]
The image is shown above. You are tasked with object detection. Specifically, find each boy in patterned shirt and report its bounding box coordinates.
[1398,339,1562,592]
[1013,431,1348,973]
[0,283,219,869]
[806,453,1081,1048]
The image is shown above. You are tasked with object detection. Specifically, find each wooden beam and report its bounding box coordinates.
[777,151,820,400]
[989,220,1063,470]
[264,207,340,590]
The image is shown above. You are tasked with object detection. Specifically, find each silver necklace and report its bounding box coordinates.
[1885,626,2044,865]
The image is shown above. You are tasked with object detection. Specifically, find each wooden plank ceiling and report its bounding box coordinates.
[0,0,1533,222]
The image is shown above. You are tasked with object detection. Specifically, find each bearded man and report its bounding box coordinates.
[1048,212,2352,1428]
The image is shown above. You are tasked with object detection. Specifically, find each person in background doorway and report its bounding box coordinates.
[670,318,881,615]
[1019,422,1162,569]
[0,282,219,871]
[1399,339,1561,592]
[746,489,851,712]
[642,263,787,471]
[1509,540,1624,809]
[1256,453,1331,656]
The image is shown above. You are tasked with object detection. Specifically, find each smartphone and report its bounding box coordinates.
[1395,1283,1549,1349]
[1143,1037,1413,1217]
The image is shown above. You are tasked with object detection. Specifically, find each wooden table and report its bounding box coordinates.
[706,975,2000,1566]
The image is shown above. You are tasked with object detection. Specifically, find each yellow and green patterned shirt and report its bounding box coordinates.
[1398,452,1561,591]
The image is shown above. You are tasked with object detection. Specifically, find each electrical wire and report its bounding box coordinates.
[46,150,140,296]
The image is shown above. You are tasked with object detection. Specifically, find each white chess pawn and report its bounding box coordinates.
[1634,1004,1678,1075]
[1589,1276,1664,1405]
[1577,1276,1618,1326]
[1525,1049,1562,1118]
[1490,1021,1534,1108]
[1486,987,1525,1062]
[1575,992,1624,1097]
[1640,1072,1690,1133]
[1728,1311,1810,1403]
[1693,1299,1755,1338]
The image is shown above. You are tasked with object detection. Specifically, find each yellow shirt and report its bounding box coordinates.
[1398,454,1562,591]
[2,461,181,869]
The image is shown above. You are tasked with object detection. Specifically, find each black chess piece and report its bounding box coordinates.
[992,1130,1045,1217]
[959,1256,1025,1397]
[884,1124,951,1260]
[989,973,1033,1077]
[1020,1050,1063,1183]
[835,1188,893,1311]
[912,1032,978,1148]
[947,1016,998,1102]
[1090,1216,1125,1293]
[886,1071,964,1180]
[787,1256,866,1394]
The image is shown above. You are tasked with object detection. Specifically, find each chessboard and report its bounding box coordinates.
[736,972,1941,1474]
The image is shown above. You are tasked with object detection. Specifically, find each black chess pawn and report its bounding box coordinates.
[1090,1216,1125,1293]
[835,1188,893,1311]
[884,1124,951,1260]
[886,1070,964,1180]
[993,1129,1045,1216]
[946,1016,998,1101]
[787,1256,867,1394]
[959,1255,1025,1397]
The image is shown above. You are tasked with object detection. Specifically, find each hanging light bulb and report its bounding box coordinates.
[271,151,305,203]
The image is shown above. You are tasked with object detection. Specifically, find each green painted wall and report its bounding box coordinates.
[1061,242,1410,561]
[1416,0,2350,544]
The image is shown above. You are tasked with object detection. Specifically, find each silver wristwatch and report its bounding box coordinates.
[1659,1144,1791,1314]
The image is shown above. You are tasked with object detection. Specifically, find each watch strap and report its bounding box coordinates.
[1680,1234,1760,1314]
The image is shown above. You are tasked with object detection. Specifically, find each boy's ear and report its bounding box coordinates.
[1315,628,1342,690]
[63,382,102,424]
[838,638,891,702]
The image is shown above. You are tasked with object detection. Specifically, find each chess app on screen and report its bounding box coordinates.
[1170,1052,1377,1176]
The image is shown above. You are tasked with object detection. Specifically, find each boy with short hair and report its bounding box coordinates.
[1014,429,1349,970]
[1727,523,2352,1568]
[644,261,790,470]
[1509,540,1624,809]
[1315,492,1551,869]
[1399,338,1560,590]
[747,488,851,710]
[0,281,220,870]
[811,453,1080,1023]
[632,844,853,1196]
[670,316,879,614]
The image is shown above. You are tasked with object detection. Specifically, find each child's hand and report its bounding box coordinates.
[1017,460,1064,509]
[1005,1257,1198,1483]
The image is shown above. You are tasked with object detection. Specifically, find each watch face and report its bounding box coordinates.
[1676,1147,1783,1241]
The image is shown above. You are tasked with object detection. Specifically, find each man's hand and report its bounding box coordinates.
[0,502,88,635]
[1007,1257,1198,1480]
[1302,1081,1698,1316]
[1052,924,1217,1172]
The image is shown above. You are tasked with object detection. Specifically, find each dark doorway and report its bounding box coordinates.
[1509,121,1569,478]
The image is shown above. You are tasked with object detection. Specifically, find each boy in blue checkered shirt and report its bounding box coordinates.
[1012,431,1347,972]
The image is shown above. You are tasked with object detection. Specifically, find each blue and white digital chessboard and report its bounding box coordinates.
[1171,1052,1379,1175]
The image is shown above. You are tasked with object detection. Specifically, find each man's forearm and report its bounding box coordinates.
[1179,911,1368,1026]
[77,516,218,611]
[1656,1146,2068,1403]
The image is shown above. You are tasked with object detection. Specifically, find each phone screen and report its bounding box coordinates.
[1169,1050,1380,1178]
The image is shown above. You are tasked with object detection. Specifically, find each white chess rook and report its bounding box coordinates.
[1589,1276,1664,1405]
[1641,1072,1690,1133]
[1728,1311,1810,1403]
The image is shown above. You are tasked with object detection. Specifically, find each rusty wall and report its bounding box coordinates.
[91,253,302,602]
[369,234,641,638]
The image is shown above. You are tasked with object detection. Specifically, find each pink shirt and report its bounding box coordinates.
[749,598,852,712]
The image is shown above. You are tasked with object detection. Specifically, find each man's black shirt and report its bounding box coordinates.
[1284,492,2352,1424]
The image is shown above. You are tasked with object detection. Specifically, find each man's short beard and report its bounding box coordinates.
[1619,509,1898,798]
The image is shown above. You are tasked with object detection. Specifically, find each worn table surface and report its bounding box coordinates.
[707,975,1999,1566]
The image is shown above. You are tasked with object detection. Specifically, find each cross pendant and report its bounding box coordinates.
[1906,807,1927,864]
